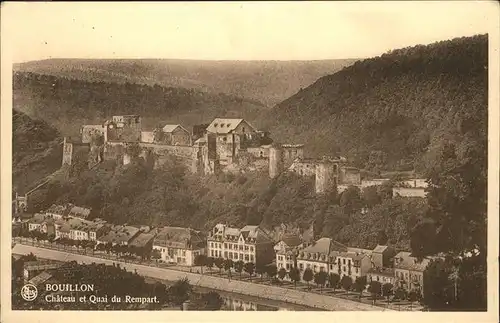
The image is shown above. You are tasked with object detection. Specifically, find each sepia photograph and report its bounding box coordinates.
[1,1,499,322]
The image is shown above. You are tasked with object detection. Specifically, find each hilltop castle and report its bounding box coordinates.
[63,115,362,194]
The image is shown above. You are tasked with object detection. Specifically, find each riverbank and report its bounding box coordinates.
[13,243,391,311]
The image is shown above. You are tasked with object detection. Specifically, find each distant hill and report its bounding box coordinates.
[257,34,488,172]
[13,72,268,136]
[13,59,357,107]
[12,110,62,194]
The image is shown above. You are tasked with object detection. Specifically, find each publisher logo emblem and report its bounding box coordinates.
[21,284,38,301]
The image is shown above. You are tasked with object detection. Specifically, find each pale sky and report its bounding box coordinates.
[2,1,498,63]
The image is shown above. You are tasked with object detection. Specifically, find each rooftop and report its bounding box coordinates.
[300,238,348,257]
[129,232,155,248]
[210,223,273,244]
[45,204,69,216]
[154,226,205,249]
[162,124,187,133]
[67,205,91,219]
[206,118,256,134]
[373,245,390,253]
[280,234,303,248]
[99,225,140,244]
[394,251,432,272]
[29,213,46,224]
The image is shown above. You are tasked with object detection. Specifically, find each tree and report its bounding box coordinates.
[363,186,381,207]
[289,267,301,288]
[223,259,233,277]
[328,273,340,292]
[382,283,394,304]
[234,260,244,279]
[376,230,389,245]
[340,186,362,215]
[205,257,215,275]
[151,282,168,306]
[243,262,255,281]
[255,263,266,282]
[302,268,313,288]
[422,258,454,310]
[394,287,407,301]
[194,254,207,275]
[408,289,419,310]
[168,278,193,306]
[200,291,224,310]
[265,264,277,279]
[368,281,382,304]
[214,258,224,275]
[151,249,161,261]
[125,142,142,160]
[341,275,353,295]
[278,268,287,281]
[353,276,367,299]
[314,271,328,292]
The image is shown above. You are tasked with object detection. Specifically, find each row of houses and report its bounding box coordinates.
[274,235,433,295]
[25,206,433,294]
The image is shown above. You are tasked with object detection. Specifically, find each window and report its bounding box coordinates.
[299,264,304,270]
[343,259,346,265]
[250,255,254,262]
[242,127,246,133]
[224,243,228,249]
[224,251,228,258]
[286,264,290,270]
[210,242,213,248]
[245,255,249,261]
[245,246,249,251]
[250,246,254,252]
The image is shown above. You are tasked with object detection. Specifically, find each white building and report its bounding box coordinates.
[207,224,275,266]
[152,227,205,266]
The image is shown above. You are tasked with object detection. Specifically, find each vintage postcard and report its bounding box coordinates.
[1,1,499,323]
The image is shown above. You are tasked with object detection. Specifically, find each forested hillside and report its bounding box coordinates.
[14,59,357,107]
[258,34,488,174]
[13,72,267,136]
[30,155,424,252]
[12,110,62,194]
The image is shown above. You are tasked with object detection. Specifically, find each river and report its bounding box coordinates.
[194,286,320,311]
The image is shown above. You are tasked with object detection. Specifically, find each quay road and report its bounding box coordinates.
[13,243,392,311]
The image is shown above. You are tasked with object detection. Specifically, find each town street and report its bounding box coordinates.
[13,243,391,311]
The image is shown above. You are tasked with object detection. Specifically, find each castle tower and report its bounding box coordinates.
[269,145,283,179]
[62,137,73,166]
[315,161,338,194]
